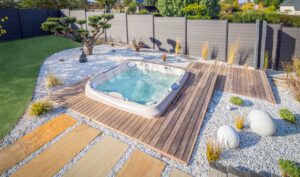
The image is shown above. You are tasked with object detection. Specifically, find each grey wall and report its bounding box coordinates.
[278,27,300,69]
[106,13,127,43]
[265,24,281,69]
[127,15,154,48]
[154,17,186,53]
[0,8,61,41]
[187,20,227,61]
[228,23,257,67]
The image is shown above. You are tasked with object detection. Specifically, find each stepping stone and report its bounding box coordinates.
[0,114,77,174]
[64,136,129,177]
[116,150,165,177]
[11,124,101,177]
[169,168,192,177]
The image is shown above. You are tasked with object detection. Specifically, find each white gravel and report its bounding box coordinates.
[1,44,299,177]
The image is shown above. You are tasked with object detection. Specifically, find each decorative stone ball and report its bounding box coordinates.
[247,110,276,136]
[226,105,232,111]
[217,125,240,149]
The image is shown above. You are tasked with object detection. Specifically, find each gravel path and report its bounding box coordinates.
[1,45,299,177]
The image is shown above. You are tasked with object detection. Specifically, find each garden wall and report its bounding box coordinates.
[0,8,61,41]
[106,13,127,43]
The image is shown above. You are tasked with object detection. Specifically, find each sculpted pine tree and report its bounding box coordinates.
[41,14,114,56]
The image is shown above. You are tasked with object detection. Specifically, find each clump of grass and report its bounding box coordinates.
[278,159,300,177]
[175,38,182,55]
[234,115,245,130]
[29,100,53,116]
[279,108,297,124]
[132,38,144,52]
[264,51,269,70]
[228,39,240,65]
[206,140,222,163]
[230,96,244,106]
[283,57,300,103]
[45,73,62,87]
[202,42,209,60]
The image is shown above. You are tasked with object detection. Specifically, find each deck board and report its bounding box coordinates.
[50,62,275,164]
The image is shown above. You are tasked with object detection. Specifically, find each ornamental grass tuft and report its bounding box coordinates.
[29,100,53,117]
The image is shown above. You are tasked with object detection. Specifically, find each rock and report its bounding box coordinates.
[247,110,276,136]
[226,105,232,111]
[217,125,240,149]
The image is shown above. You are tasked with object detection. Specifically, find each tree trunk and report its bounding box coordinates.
[83,41,93,55]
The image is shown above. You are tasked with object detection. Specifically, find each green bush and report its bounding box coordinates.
[138,9,149,14]
[279,108,297,124]
[230,96,244,106]
[278,159,300,177]
[29,100,53,116]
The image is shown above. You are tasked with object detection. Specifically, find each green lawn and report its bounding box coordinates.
[0,35,81,140]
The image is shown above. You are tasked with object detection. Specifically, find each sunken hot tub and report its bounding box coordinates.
[85,61,188,119]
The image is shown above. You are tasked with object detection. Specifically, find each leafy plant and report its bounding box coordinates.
[139,9,149,14]
[234,116,245,130]
[29,100,53,116]
[45,73,62,87]
[41,14,114,56]
[241,2,255,11]
[278,159,300,177]
[279,108,297,124]
[230,96,244,106]
[264,51,269,69]
[127,1,138,14]
[0,16,8,36]
[132,38,144,52]
[202,42,209,60]
[206,140,222,163]
[175,38,182,55]
[228,39,239,65]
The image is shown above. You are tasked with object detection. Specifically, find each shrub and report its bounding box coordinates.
[241,2,254,11]
[127,1,137,14]
[283,57,300,103]
[206,140,222,163]
[29,100,53,116]
[132,38,144,52]
[175,38,182,55]
[234,116,245,130]
[278,159,300,177]
[138,9,149,14]
[228,39,239,65]
[230,96,244,106]
[202,42,209,60]
[45,73,62,87]
[279,108,297,124]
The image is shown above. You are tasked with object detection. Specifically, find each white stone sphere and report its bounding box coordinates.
[247,110,276,136]
[217,125,240,149]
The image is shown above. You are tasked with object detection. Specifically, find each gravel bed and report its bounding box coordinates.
[1,45,299,177]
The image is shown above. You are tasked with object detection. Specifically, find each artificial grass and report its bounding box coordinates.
[0,35,81,140]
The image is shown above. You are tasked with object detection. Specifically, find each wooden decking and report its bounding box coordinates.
[50,62,275,164]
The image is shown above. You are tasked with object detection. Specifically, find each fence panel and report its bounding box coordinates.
[0,8,22,41]
[228,23,257,67]
[154,17,186,53]
[60,9,69,17]
[127,15,154,48]
[265,24,281,69]
[70,10,86,29]
[19,9,48,38]
[187,20,227,61]
[278,27,300,69]
[106,13,127,43]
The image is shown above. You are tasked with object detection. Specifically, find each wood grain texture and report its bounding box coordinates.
[63,136,128,177]
[0,114,77,175]
[116,150,165,177]
[11,124,101,177]
[169,168,192,177]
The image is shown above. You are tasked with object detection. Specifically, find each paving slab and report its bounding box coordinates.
[170,168,192,177]
[11,124,101,177]
[116,150,166,177]
[64,136,129,177]
[0,114,77,174]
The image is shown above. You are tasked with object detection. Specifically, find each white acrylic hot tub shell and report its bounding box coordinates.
[85,61,189,119]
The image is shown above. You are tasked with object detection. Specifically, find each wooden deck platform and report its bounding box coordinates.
[50,62,275,164]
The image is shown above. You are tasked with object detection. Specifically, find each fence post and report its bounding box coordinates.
[152,14,155,49]
[254,20,261,69]
[225,20,229,62]
[184,17,187,55]
[259,21,267,69]
[125,13,129,45]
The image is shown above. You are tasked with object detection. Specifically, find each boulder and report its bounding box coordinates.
[217,125,240,149]
[247,110,276,136]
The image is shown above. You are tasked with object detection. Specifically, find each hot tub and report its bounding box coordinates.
[85,61,189,119]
